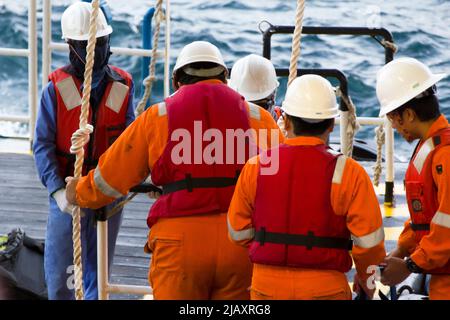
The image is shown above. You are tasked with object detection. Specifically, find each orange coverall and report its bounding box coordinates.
[228,136,386,300]
[397,115,450,300]
[75,80,284,299]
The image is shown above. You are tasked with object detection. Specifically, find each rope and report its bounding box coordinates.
[69,0,101,300]
[335,87,359,158]
[373,124,385,187]
[134,0,165,117]
[108,1,165,216]
[288,0,306,86]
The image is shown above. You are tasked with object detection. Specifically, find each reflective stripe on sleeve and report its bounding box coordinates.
[332,155,347,184]
[432,211,450,229]
[94,166,124,199]
[158,102,167,116]
[248,102,261,121]
[227,217,255,241]
[351,227,385,249]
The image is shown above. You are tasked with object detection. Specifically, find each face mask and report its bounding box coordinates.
[68,36,111,88]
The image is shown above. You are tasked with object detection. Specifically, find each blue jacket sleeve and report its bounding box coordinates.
[125,80,135,126]
[32,81,65,196]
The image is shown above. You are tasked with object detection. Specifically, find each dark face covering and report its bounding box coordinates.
[68,36,111,89]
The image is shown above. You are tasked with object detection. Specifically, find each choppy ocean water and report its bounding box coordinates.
[0,0,449,158]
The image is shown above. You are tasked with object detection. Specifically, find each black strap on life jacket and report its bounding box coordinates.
[161,171,241,195]
[255,228,353,251]
[410,222,430,231]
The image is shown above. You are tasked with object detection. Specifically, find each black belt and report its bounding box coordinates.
[410,222,430,231]
[255,228,353,251]
[162,172,240,195]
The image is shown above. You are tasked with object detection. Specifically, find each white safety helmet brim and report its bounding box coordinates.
[62,26,113,41]
[378,73,446,117]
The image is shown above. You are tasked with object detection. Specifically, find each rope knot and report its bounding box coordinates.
[70,124,94,155]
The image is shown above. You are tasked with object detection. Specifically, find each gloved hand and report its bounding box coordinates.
[277,114,288,137]
[52,188,76,215]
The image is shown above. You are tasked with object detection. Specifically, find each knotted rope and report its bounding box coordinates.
[336,87,360,158]
[69,0,100,301]
[373,124,385,186]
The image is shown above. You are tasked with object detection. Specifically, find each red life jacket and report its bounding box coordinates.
[49,66,131,179]
[405,127,450,274]
[250,144,353,272]
[148,82,254,227]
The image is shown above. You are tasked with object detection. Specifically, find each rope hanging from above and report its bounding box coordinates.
[288,0,306,86]
[134,0,165,117]
[335,87,360,158]
[69,0,101,301]
[110,0,166,216]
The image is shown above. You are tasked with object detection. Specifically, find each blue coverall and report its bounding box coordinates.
[33,71,135,300]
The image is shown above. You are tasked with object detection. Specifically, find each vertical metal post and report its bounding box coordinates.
[28,0,38,148]
[97,220,109,300]
[164,0,171,98]
[42,0,52,89]
[141,7,155,100]
[384,119,395,206]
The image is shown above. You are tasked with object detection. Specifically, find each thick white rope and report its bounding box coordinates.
[134,0,165,117]
[336,87,359,158]
[69,0,100,301]
[288,0,306,86]
[373,124,385,186]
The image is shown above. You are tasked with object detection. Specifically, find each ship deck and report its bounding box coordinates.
[0,146,409,299]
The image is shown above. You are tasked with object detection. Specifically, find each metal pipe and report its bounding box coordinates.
[335,117,384,126]
[164,0,171,98]
[262,25,395,66]
[0,48,29,57]
[107,284,153,296]
[42,0,52,88]
[0,115,30,123]
[97,220,109,300]
[50,42,160,58]
[384,119,395,205]
[141,7,155,99]
[28,0,38,148]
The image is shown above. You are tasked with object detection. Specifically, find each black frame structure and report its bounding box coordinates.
[260,24,396,204]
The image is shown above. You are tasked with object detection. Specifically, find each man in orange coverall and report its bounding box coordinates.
[66,41,283,299]
[228,74,386,300]
[377,58,450,300]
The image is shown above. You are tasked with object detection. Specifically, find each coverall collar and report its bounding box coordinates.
[284,136,326,146]
[425,114,449,139]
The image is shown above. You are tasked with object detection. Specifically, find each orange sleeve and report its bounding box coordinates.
[227,156,260,247]
[247,103,285,150]
[411,146,450,270]
[76,104,168,209]
[331,157,386,281]
[397,219,418,254]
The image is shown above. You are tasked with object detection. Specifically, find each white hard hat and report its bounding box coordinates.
[173,41,227,75]
[61,1,113,41]
[377,57,446,117]
[229,54,279,101]
[281,75,339,120]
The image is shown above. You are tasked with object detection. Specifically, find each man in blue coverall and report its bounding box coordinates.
[33,2,135,300]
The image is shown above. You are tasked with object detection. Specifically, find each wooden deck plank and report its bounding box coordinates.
[0,153,152,297]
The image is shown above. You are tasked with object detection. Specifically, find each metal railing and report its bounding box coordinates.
[0,0,38,144]
[261,24,396,205]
